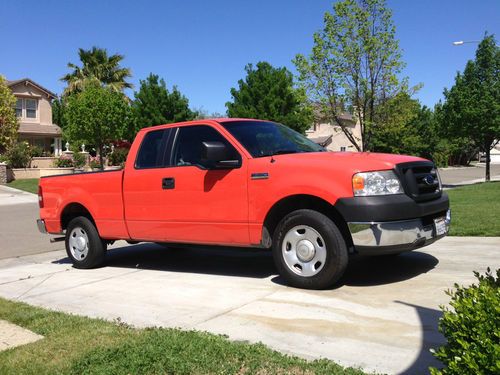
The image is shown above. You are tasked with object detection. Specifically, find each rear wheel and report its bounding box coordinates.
[65,216,106,268]
[272,209,348,289]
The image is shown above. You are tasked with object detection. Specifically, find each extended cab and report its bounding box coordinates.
[38,119,450,289]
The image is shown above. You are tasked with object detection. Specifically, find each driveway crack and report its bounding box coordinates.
[22,269,144,300]
[190,287,281,329]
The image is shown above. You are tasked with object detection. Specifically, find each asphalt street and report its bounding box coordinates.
[438,163,500,185]
[0,186,62,259]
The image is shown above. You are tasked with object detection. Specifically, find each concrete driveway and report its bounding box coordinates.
[0,237,498,374]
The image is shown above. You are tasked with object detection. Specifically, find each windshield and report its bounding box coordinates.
[220,120,324,157]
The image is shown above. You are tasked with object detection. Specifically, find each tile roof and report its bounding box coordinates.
[18,122,62,136]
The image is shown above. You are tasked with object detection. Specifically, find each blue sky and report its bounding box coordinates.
[1,0,498,114]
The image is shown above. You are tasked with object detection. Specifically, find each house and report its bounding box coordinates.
[306,112,362,152]
[7,78,63,156]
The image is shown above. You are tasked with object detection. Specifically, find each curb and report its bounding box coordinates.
[0,184,37,196]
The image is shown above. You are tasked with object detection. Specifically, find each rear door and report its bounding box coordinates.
[123,128,174,240]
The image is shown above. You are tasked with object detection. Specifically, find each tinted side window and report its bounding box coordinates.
[173,125,240,168]
[135,129,168,169]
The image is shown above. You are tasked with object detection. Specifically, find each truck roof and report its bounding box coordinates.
[137,118,271,133]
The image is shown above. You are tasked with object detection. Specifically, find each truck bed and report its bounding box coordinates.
[39,170,129,239]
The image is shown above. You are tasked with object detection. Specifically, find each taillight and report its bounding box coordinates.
[38,185,44,208]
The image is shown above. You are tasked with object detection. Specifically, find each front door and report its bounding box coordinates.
[160,124,249,245]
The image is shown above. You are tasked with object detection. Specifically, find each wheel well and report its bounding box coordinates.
[61,203,95,231]
[263,195,353,248]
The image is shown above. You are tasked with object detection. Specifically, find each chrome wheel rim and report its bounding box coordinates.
[282,225,327,277]
[68,227,89,261]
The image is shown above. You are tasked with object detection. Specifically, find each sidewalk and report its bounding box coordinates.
[0,320,43,351]
[0,185,37,206]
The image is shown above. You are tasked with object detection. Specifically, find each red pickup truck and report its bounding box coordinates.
[38,119,450,289]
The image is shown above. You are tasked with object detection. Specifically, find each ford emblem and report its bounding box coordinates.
[423,175,435,185]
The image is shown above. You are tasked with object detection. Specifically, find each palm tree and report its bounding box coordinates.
[61,46,132,96]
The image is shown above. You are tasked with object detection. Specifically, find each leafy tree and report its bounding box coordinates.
[64,85,132,169]
[226,62,312,134]
[61,46,133,96]
[294,0,409,150]
[131,73,197,132]
[52,96,66,129]
[440,35,500,180]
[369,92,420,154]
[0,75,19,153]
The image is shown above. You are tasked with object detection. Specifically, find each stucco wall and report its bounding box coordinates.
[307,122,362,152]
[30,157,58,168]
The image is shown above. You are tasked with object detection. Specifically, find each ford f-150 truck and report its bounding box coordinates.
[38,118,450,289]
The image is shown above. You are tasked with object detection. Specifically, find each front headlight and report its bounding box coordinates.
[352,170,403,196]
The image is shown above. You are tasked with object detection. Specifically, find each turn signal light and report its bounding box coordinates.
[352,175,365,192]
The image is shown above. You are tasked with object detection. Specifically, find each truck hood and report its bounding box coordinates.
[270,151,428,172]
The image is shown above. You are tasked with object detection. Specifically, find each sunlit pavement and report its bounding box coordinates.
[0,237,498,374]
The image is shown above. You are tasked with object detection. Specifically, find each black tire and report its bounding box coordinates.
[65,216,106,269]
[272,209,348,289]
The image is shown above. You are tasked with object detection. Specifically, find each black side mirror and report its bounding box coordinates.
[201,141,240,169]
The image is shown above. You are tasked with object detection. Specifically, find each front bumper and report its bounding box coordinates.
[348,209,451,255]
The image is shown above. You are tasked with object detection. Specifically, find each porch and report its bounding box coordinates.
[18,122,63,156]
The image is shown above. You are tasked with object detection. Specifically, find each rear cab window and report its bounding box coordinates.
[135,129,172,169]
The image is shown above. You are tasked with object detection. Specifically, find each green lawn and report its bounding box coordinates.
[0,298,364,375]
[6,178,39,194]
[447,182,500,236]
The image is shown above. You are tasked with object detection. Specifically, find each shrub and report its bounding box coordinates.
[30,145,44,157]
[72,152,87,168]
[108,147,129,166]
[430,268,500,374]
[89,156,102,169]
[5,142,32,168]
[54,154,74,168]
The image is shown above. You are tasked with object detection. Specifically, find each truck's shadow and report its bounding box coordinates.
[55,242,439,286]
[53,244,443,373]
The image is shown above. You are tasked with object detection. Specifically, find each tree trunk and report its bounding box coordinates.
[98,145,104,171]
[485,146,491,182]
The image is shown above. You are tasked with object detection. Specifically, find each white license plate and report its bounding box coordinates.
[434,217,447,236]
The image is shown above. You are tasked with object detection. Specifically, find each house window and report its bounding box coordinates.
[13,98,38,119]
[340,146,346,152]
[25,99,37,118]
[15,99,23,117]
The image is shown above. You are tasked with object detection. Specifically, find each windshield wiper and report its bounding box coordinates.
[261,149,299,157]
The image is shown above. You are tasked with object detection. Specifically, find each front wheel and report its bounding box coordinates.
[65,216,106,269]
[272,209,348,289]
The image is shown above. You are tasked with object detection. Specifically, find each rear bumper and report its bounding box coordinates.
[348,209,451,255]
[37,219,47,234]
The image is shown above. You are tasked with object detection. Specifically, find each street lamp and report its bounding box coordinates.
[452,40,480,46]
